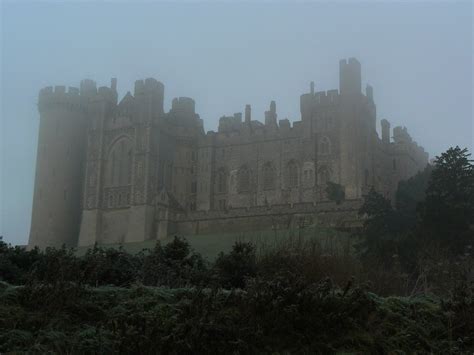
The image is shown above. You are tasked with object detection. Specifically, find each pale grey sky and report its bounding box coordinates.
[1,1,472,245]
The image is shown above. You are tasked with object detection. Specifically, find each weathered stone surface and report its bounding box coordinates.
[28,59,429,248]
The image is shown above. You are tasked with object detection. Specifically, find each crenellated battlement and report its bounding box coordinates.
[134,78,164,97]
[38,78,120,113]
[300,87,340,120]
[38,85,83,112]
[171,97,195,115]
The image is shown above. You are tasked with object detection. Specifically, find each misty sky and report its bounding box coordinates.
[1,1,472,245]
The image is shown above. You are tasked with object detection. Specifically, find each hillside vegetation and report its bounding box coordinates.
[0,146,473,353]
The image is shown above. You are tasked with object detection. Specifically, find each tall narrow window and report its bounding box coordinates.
[238,165,251,193]
[217,168,227,193]
[287,160,299,188]
[318,166,330,185]
[106,137,133,187]
[263,162,276,190]
[319,136,331,155]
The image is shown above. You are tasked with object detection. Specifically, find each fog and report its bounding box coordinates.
[0,1,472,245]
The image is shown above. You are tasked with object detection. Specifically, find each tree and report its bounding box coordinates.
[214,241,257,288]
[325,182,345,205]
[357,188,407,265]
[141,237,208,287]
[419,146,474,248]
[395,164,433,230]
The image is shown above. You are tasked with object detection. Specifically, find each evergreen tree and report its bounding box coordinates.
[420,146,474,248]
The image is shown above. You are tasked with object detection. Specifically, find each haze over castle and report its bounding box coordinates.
[28,58,428,249]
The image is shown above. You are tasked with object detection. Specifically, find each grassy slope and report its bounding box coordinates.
[77,225,354,260]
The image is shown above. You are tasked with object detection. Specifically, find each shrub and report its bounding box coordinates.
[141,236,209,287]
[214,241,257,288]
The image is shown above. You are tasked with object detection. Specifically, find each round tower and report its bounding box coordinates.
[28,84,92,248]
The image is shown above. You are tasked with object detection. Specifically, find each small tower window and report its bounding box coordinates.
[319,136,331,155]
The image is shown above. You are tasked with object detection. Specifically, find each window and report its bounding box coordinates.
[263,162,276,190]
[393,159,397,170]
[287,161,299,188]
[218,199,227,210]
[319,136,331,155]
[217,168,227,193]
[304,169,314,184]
[106,137,133,187]
[238,165,251,193]
[318,166,330,185]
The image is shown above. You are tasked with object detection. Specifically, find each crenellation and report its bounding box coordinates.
[68,87,79,95]
[54,85,66,94]
[29,58,429,249]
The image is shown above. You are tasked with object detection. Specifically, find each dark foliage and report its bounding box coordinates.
[419,146,474,251]
[0,237,41,284]
[214,241,257,288]
[81,244,143,287]
[325,181,346,204]
[141,236,209,287]
[395,164,433,230]
[1,146,473,353]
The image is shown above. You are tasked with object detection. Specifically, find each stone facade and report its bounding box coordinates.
[28,58,429,248]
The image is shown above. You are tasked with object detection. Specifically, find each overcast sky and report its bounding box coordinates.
[1,1,472,245]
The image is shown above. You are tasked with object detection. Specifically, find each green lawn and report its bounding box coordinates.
[76,225,355,260]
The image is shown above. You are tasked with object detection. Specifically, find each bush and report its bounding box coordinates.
[81,244,143,287]
[214,241,257,288]
[141,236,209,287]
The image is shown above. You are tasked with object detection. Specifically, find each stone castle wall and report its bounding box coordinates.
[28,58,429,249]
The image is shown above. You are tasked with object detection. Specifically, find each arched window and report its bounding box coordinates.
[237,165,251,193]
[106,137,133,187]
[217,168,228,193]
[318,166,330,186]
[287,160,299,188]
[319,136,331,155]
[303,168,314,185]
[263,162,276,190]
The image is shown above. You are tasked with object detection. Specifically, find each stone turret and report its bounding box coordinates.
[245,104,251,124]
[381,119,390,144]
[339,57,361,98]
[134,78,165,122]
[264,100,277,126]
[29,85,89,248]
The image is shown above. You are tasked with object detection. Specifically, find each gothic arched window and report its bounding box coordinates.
[319,136,331,155]
[318,165,330,186]
[237,165,251,193]
[287,160,299,188]
[106,137,133,187]
[262,162,276,190]
[217,168,228,193]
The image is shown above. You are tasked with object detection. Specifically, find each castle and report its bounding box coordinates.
[28,58,429,249]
